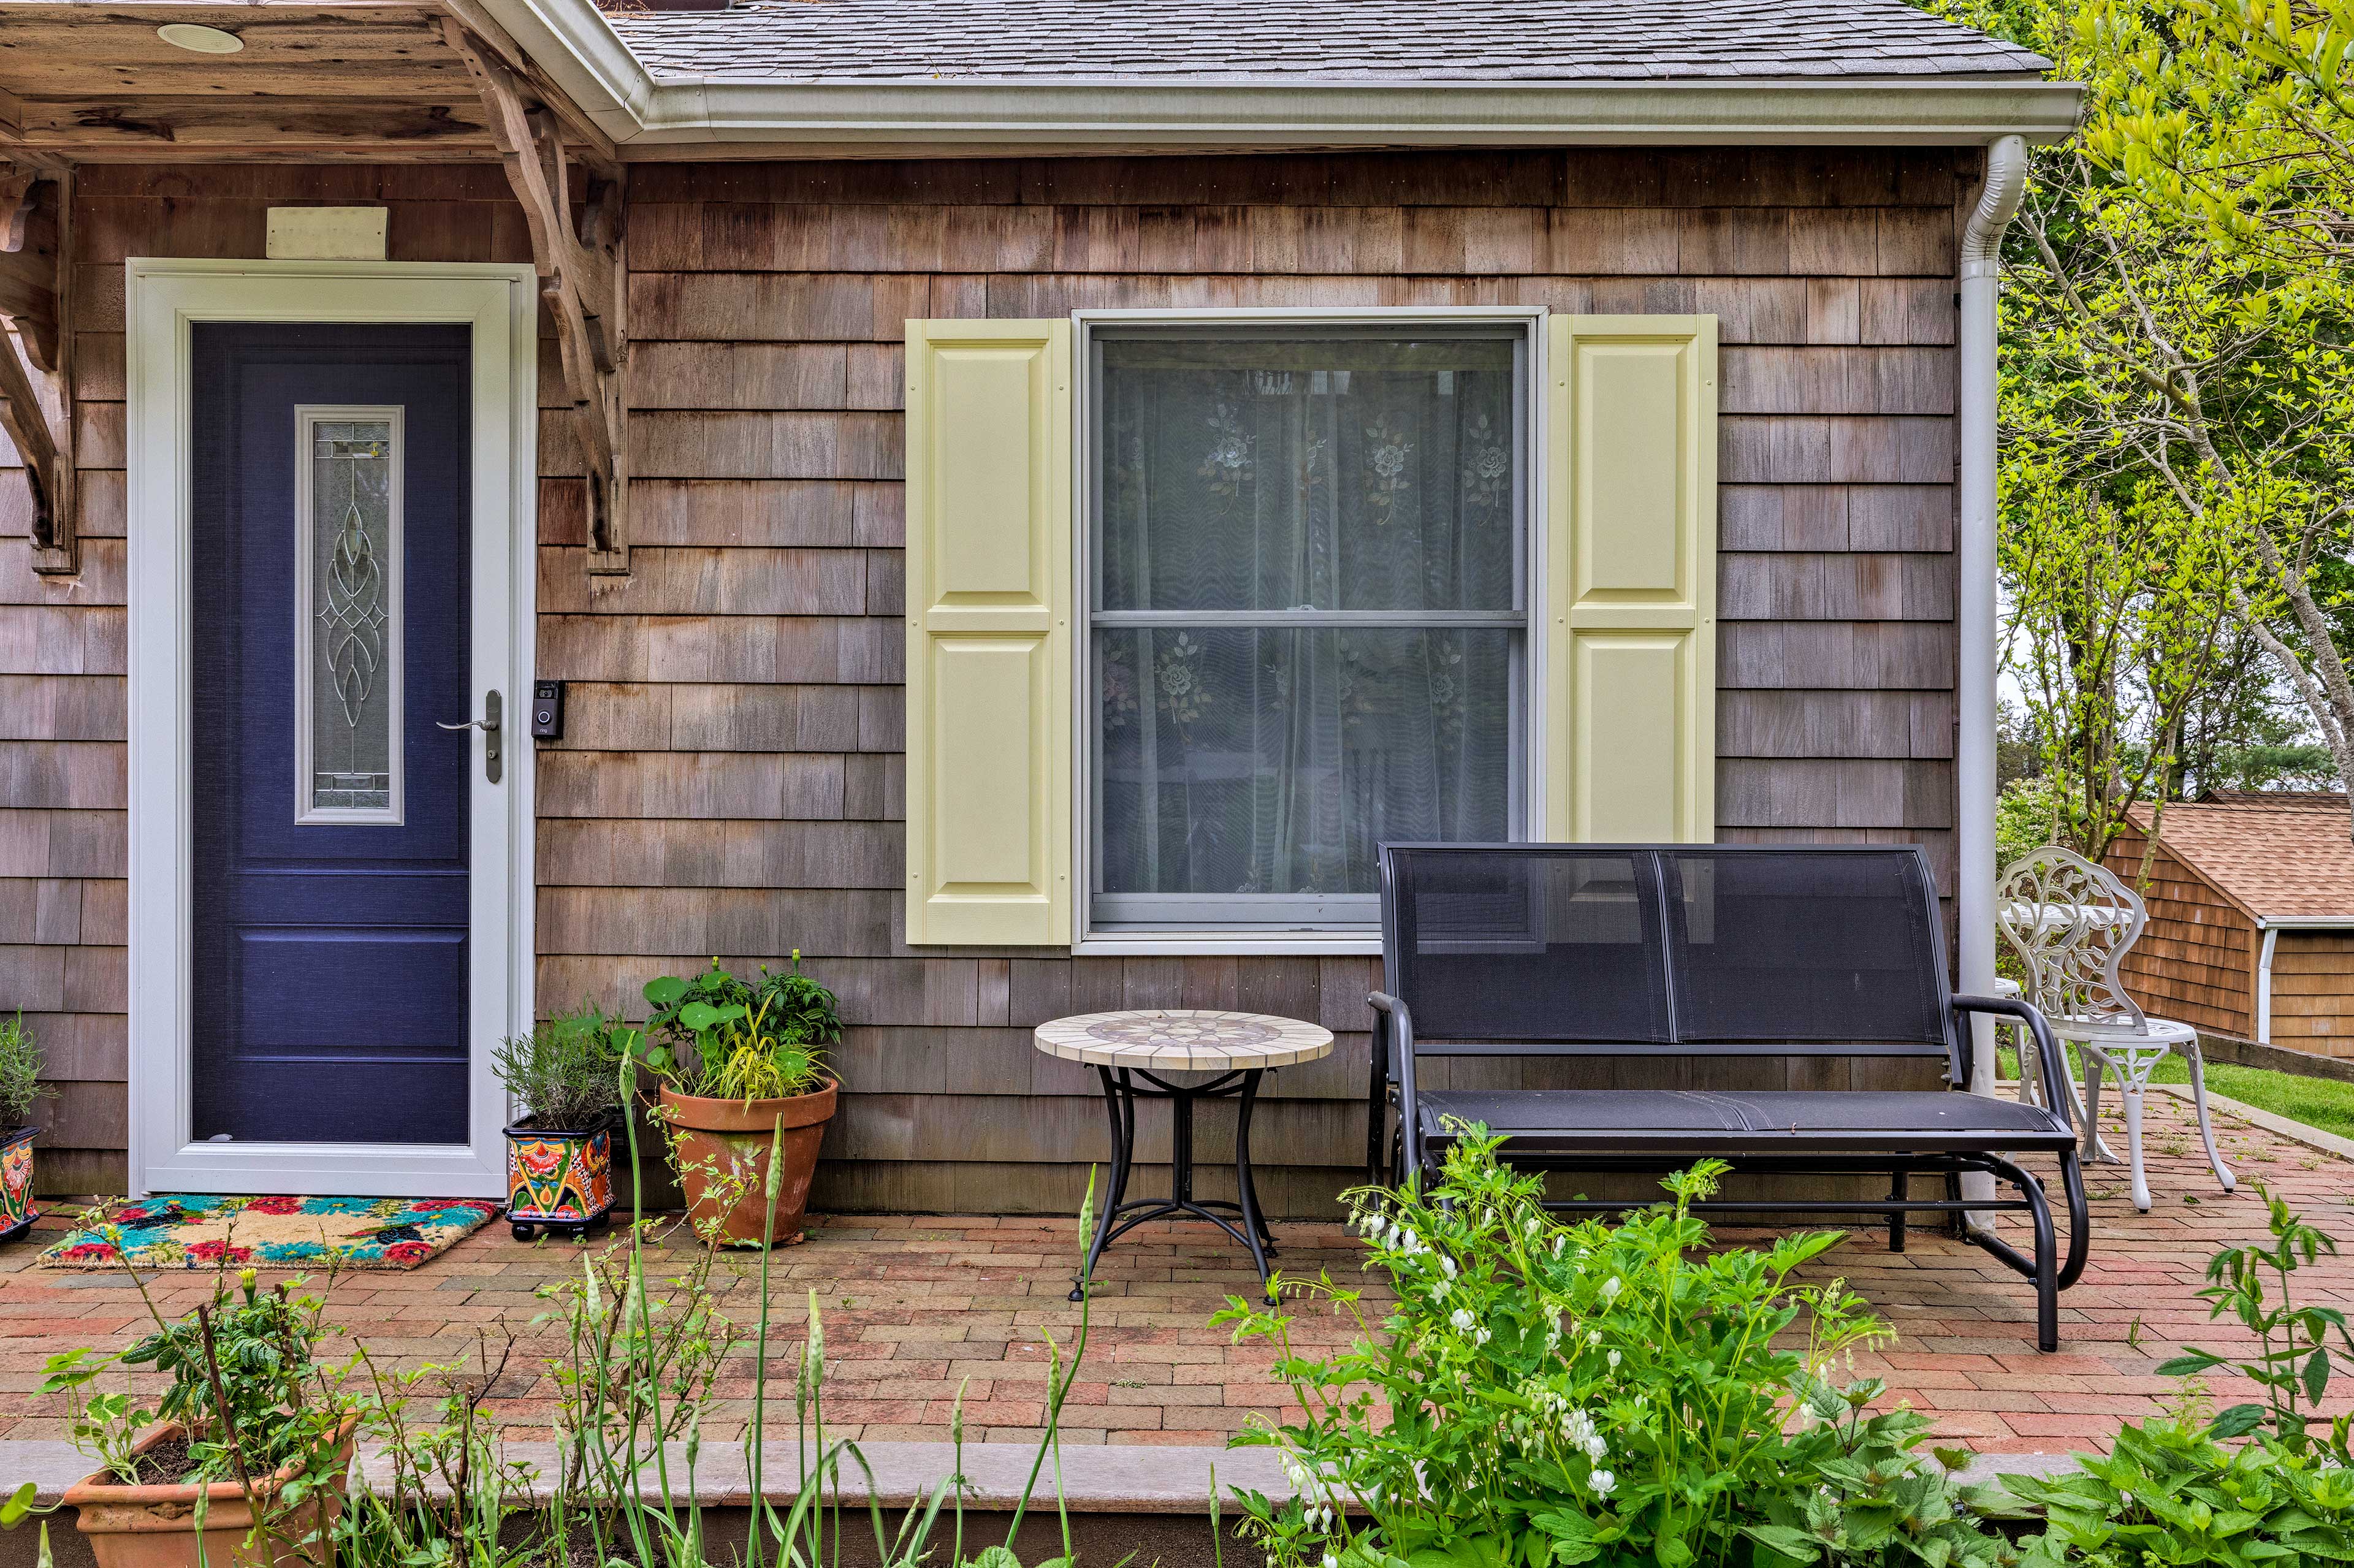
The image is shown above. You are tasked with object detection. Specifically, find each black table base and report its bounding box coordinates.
[1070,1062,1278,1302]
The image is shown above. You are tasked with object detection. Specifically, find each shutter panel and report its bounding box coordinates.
[903,319,1073,945]
[1545,316,1717,842]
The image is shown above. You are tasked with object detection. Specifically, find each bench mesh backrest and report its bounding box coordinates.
[1661,850,1948,1045]
[1385,847,1672,1042]
[1384,845,1948,1047]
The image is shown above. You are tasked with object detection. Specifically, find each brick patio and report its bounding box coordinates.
[1,1087,2345,1458]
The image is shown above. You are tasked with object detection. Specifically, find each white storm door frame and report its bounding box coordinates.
[125,259,539,1199]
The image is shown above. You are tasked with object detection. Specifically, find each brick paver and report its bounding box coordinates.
[0,1090,2339,1455]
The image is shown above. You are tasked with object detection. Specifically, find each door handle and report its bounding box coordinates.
[437,689,502,783]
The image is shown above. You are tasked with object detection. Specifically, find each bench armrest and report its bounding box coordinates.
[1368,991,1422,1184]
[1952,992,2074,1136]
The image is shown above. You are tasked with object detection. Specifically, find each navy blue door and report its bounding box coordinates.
[190,323,473,1145]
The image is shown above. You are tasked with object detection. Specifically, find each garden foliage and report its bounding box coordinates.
[490,1000,633,1128]
[1215,1133,2011,1568]
[637,954,842,1102]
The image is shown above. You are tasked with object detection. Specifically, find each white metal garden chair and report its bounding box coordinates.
[1995,845,2236,1212]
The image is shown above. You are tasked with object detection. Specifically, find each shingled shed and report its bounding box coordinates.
[2108,794,2354,1057]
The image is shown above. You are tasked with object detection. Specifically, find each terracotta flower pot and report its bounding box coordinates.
[658,1080,836,1247]
[64,1415,358,1568]
[0,1124,36,1243]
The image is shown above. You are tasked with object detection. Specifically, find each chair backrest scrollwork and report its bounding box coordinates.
[1994,845,2152,1038]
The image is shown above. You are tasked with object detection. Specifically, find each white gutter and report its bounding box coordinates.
[2257,926,2281,1044]
[1956,137,2027,1227]
[473,0,2084,152]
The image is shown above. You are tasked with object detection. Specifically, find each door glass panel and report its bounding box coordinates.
[298,411,402,822]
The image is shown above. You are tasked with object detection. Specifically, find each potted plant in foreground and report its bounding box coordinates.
[0,1013,42,1243]
[495,1003,629,1241]
[50,1266,356,1568]
[638,954,841,1247]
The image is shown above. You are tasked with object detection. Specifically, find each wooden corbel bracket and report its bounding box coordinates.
[0,168,75,576]
[443,18,630,574]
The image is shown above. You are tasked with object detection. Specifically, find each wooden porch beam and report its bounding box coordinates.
[444,17,630,573]
[438,0,619,169]
[0,170,75,576]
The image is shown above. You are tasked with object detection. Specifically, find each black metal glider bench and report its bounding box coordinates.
[1368,843,2089,1352]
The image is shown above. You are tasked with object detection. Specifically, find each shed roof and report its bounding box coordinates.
[2131,793,2354,921]
[607,0,2053,85]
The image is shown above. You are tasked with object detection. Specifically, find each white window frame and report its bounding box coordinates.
[125,259,539,1198]
[294,405,406,827]
[1071,306,1550,956]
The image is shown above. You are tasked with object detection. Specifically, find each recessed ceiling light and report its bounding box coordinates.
[156,23,245,54]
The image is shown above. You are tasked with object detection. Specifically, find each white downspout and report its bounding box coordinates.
[1957,136,2028,1216]
[2256,923,2280,1044]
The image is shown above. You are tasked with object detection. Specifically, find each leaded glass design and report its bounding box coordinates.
[298,412,401,821]
[1088,329,1530,931]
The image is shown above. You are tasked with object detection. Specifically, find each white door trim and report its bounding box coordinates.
[125,259,538,1198]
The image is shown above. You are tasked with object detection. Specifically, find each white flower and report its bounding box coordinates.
[1323,1555,1339,1568]
[1400,1228,1419,1252]
[1439,1254,1458,1279]
[1431,1278,1450,1303]
[1590,1470,1617,1498]
[1450,1307,1477,1334]
[1586,1329,1602,1346]
[1600,1276,1623,1302]
[1585,1434,1607,1461]
[1607,1350,1621,1369]
[2120,1491,2133,1509]
[1552,1235,1566,1257]
[1473,1328,1491,1347]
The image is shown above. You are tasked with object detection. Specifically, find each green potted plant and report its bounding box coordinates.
[0,1013,44,1244]
[638,953,841,1247]
[495,1003,629,1242]
[51,1266,357,1568]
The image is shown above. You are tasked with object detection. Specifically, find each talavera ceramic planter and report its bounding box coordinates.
[503,1119,617,1241]
[0,1124,37,1243]
[63,1416,357,1568]
[658,1081,835,1247]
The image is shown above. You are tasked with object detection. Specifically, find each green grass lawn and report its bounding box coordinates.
[2000,1044,2354,1141]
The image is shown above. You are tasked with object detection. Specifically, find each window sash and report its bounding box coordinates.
[1082,319,1536,936]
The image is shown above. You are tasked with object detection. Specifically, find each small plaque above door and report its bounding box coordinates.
[266,207,389,261]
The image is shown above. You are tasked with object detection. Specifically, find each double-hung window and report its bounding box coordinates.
[899,311,1712,952]
[1084,323,1534,935]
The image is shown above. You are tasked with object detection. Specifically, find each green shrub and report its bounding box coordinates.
[0,1013,41,1130]
[1216,1132,2012,1568]
[492,1003,630,1128]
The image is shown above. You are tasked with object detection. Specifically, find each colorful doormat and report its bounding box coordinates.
[39,1195,501,1271]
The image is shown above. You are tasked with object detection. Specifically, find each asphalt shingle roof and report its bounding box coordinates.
[607,0,2052,85]
[2131,793,2354,921]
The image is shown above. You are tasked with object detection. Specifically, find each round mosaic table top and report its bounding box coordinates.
[1032,1009,1335,1072]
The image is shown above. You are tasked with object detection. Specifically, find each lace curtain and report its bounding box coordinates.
[1094,335,1523,916]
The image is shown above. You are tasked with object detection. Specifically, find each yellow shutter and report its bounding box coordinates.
[903,319,1073,945]
[1546,316,1717,842]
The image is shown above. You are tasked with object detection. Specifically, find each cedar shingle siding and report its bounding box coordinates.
[0,149,1968,1208]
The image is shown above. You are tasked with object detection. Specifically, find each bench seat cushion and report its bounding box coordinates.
[1417,1089,2076,1155]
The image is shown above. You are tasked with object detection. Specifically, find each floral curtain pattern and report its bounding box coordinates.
[1094,335,1523,914]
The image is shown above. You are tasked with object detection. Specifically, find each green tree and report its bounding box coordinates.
[1942,0,2354,847]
